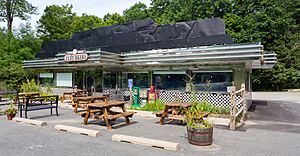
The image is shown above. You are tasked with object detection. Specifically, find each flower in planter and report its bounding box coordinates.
[4,103,18,115]
[184,101,214,146]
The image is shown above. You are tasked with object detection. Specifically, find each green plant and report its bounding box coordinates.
[43,84,53,94]
[184,101,214,129]
[140,99,165,112]
[4,103,18,115]
[20,79,41,93]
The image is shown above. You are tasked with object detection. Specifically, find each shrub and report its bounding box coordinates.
[184,101,214,128]
[192,101,230,114]
[140,99,165,112]
[20,79,41,93]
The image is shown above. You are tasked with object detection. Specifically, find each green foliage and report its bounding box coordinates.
[140,99,165,112]
[20,79,41,93]
[123,2,149,22]
[3,103,18,115]
[187,120,214,129]
[103,13,125,25]
[71,14,106,32]
[37,5,123,42]
[189,101,230,114]
[0,25,40,90]
[184,101,214,128]
[37,4,76,41]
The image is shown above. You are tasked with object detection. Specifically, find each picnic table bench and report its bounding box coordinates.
[19,95,59,118]
[158,102,192,125]
[61,90,87,103]
[82,101,136,129]
[73,96,106,113]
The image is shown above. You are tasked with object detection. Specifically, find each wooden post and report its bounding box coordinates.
[229,86,236,130]
[240,84,247,124]
[129,87,133,107]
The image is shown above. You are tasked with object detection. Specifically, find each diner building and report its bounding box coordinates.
[23,18,276,97]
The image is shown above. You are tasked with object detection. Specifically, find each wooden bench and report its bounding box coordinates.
[154,109,172,117]
[76,109,103,118]
[107,112,136,121]
[19,95,59,118]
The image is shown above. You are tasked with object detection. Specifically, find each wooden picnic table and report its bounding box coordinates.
[159,102,192,125]
[83,101,136,130]
[61,90,87,103]
[73,95,106,112]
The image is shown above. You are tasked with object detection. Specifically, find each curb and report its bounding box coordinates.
[12,117,47,126]
[54,124,101,137]
[112,134,179,151]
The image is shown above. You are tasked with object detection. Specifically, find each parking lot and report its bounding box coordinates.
[0,92,300,156]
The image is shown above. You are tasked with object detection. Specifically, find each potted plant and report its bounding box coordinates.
[184,102,214,146]
[4,103,18,120]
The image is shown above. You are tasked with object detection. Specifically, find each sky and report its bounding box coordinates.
[0,0,151,29]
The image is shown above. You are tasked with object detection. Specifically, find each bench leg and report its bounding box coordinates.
[25,110,28,119]
[61,95,64,103]
[121,105,130,124]
[84,107,91,125]
[125,117,130,124]
[160,105,169,125]
[56,107,58,116]
[103,108,112,130]
[19,107,22,118]
[50,108,53,115]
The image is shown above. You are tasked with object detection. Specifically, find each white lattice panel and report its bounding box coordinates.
[157,91,243,108]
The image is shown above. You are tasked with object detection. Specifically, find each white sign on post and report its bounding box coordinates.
[128,79,133,88]
[128,79,133,106]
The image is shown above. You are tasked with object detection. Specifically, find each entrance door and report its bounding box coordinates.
[103,72,117,89]
[86,76,94,96]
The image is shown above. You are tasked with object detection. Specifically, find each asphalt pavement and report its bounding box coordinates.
[0,92,299,156]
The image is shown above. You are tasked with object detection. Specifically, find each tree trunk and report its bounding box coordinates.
[7,18,13,33]
[6,0,13,33]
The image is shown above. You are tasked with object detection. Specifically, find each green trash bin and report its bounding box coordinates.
[132,87,140,108]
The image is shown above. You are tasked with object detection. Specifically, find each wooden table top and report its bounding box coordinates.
[75,96,106,101]
[165,102,192,107]
[87,101,126,108]
[64,90,87,94]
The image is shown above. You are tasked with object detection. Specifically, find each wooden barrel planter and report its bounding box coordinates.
[187,126,213,146]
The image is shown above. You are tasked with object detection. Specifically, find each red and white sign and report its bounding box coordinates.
[64,49,88,62]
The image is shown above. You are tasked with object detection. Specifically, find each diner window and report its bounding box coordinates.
[153,71,186,90]
[56,73,73,87]
[39,73,54,85]
[193,71,233,92]
[127,73,149,88]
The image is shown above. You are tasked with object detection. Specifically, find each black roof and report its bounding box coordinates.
[36,18,233,59]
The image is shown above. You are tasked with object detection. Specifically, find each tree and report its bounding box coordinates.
[103,13,125,25]
[149,0,233,24]
[0,26,39,89]
[37,4,75,41]
[71,13,106,32]
[38,5,110,41]
[0,0,37,32]
[123,2,149,22]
